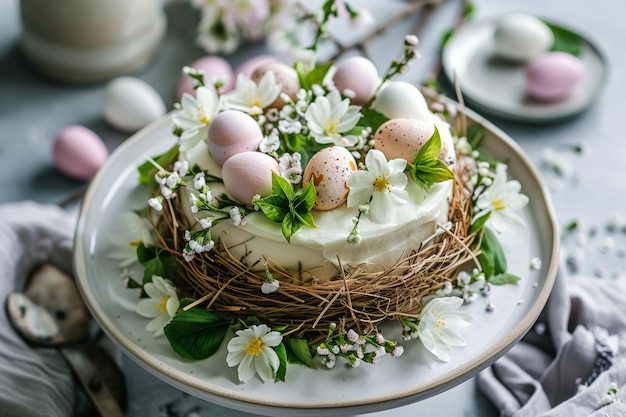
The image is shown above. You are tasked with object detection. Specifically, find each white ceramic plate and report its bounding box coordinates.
[74,108,559,416]
[442,16,606,123]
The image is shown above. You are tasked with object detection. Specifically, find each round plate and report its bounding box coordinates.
[73,108,559,416]
[441,16,607,123]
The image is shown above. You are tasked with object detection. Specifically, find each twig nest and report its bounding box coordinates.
[207,110,263,166]
[303,146,358,210]
[222,151,280,205]
[251,62,300,109]
[374,118,435,162]
[333,56,380,106]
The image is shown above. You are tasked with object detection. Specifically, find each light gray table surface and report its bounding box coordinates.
[1,0,625,416]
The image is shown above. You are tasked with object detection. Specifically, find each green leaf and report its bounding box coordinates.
[545,21,583,57]
[284,337,315,368]
[255,195,289,222]
[469,211,491,235]
[479,227,508,279]
[273,343,288,382]
[417,160,455,182]
[138,146,180,187]
[466,124,485,149]
[163,309,231,360]
[295,211,317,229]
[271,171,296,200]
[294,61,333,91]
[359,108,390,134]
[136,243,176,284]
[413,126,442,165]
[490,273,522,286]
[296,180,317,213]
[281,212,300,242]
[407,127,454,192]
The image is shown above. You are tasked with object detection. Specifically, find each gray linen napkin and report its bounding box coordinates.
[478,259,626,416]
[0,201,78,417]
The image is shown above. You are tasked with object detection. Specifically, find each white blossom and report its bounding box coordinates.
[135,276,180,337]
[173,86,221,152]
[305,90,362,146]
[226,324,282,383]
[417,297,472,362]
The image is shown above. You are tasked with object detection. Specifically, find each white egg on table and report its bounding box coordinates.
[52,125,108,180]
[222,152,280,206]
[526,52,584,102]
[374,118,435,163]
[103,76,166,132]
[177,55,235,99]
[374,81,431,121]
[207,110,263,166]
[493,13,554,63]
[333,56,380,106]
[302,146,358,211]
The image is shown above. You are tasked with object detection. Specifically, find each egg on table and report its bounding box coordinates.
[333,56,380,106]
[251,62,300,109]
[222,152,280,206]
[52,125,108,180]
[103,76,166,132]
[493,13,554,63]
[374,81,431,121]
[525,52,585,102]
[374,118,436,163]
[207,110,264,166]
[177,55,235,99]
[235,54,280,78]
[303,146,358,211]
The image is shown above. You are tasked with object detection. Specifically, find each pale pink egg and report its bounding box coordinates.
[333,56,380,105]
[177,56,235,99]
[222,152,280,205]
[526,52,585,102]
[235,54,280,78]
[374,118,435,163]
[251,62,300,109]
[52,125,108,180]
[207,110,263,166]
[303,146,357,210]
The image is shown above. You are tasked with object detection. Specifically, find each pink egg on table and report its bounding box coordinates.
[235,54,280,78]
[526,52,585,102]
[222,152,280,206]
[333,56,380,105]
[207,110,263,166]
[52,125,108,180]
[177,56,235,99]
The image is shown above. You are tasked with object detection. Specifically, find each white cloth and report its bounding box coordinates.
[478,260,626,416]
[0,201,78,417]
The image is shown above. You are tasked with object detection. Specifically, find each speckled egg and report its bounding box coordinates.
[302,146,357,211]
[333,56,380,105]
[235,55,280,77]
[374,118,435,162]
[222,152,280,206]
[207,110,263,166]
[493,14,554,62]
[374,81,431,121]
[251,62,300,109]
[52,125,108,180]
[177,56,235,99]
[526,52,584,102]
[102,76,166,132]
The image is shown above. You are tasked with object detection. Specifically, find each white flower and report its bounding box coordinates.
[279,152,302,184]
[226,324,283,383]
[196,11,240,54]
[259,129,280,153]
[347,149,409,223]
[417,297,472,362]
[261,279,280,294]
[173,86,221,152]
[230,206,243,225]
[305,90,362,146]
[473,164,529,232]
[224,72,282,116]
[108,212,154,267]
[135,276,180,337]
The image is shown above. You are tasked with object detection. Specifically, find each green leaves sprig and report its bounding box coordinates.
[406,127,455,192]
[253,172,317,242]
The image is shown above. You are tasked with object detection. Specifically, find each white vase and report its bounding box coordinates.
[19,0,166,83]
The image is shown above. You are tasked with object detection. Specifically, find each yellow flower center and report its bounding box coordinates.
[129,239,141,247]
[492,198,505,210]
[432,311,446,338]
[197,105,209,124]
[245,337,264,356]
[373,176,389,193]
[323,117,339,135]
[155,296,170,314]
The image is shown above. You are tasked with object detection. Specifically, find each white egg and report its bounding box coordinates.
[493,14,554,63]
[374,81,431,121]
[103,76,166,132]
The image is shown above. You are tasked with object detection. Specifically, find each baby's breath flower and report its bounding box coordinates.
[148,197,163,212]
[193,172,206,190]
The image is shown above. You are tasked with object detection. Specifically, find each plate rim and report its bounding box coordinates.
[441,14,608,124]
[73,105,560,415]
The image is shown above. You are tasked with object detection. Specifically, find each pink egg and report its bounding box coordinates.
[235,54,280,78]
[374,118,435,163]
[251,62,300,109]
[207,110,263,166]
[177,56,235,99]
[52,125,108,180]
[333,56,380,105]
[526,52,585,102]
[222,152,280,205]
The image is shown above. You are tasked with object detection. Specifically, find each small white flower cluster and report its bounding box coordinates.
[279,152,303,185]
[598,382,620,408]
[183,229,215,262]
[315,328,402,369]
[153,161,190,205]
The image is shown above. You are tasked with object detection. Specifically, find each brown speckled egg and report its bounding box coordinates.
[251,62,300,109]
[374,118,435,162]
[303,146,357,211]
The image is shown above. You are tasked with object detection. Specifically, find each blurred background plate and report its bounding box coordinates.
[441,16,607,123]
